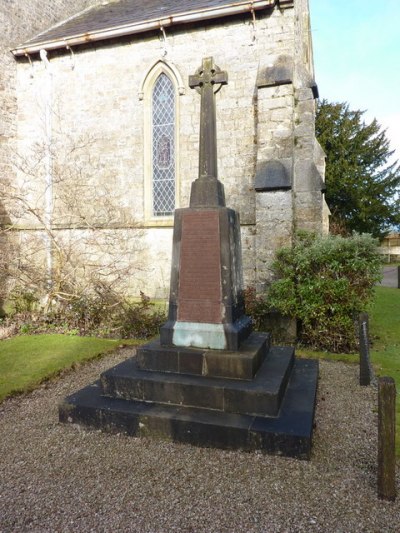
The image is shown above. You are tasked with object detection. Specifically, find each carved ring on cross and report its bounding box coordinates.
[189,58,228,95]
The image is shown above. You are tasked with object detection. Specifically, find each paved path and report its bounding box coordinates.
[379,265,399,288]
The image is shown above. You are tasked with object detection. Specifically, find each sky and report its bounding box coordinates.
[309,0,400,164]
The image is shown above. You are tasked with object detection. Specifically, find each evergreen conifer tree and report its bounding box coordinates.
[316,100,400,238]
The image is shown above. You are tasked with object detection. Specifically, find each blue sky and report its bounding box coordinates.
[309,0,400,164]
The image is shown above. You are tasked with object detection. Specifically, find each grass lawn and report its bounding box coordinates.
[0,334,138,402]
[298,285,400,455]
[370,286,400,453]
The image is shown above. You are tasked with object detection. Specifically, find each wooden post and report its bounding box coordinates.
[378,376,397,501]
[359,313,372,386]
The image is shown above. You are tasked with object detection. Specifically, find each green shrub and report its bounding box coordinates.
[267,231,382,352]
[59,283,119,334]
[8,288,39,315]
[5,285,166,340]
[112,292,166,339]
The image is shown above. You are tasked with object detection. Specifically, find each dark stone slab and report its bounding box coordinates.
[223,346,294,416]
[59,359,318,459]
[255,160,292,191]
[101,345,294,416]
[256,55,293,88]
[59,381,141,436]
[202,328,267,380]
[137,332,270,380]
[136,341,180,373]
[179,349,205,375]
[257,309,297,344]
[249,359,319,459]
[101,365,144,400]
[166,408,251,450]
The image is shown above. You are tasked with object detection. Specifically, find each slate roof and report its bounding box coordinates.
[13,0,281,55]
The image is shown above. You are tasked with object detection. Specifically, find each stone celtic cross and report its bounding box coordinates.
[189,57,228,181]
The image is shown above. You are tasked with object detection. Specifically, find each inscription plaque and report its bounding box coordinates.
[177,211,222,323]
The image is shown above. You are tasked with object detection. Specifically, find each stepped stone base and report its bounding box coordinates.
[59,339,318,459]
[101,345,294,417]
[137,332,271,380]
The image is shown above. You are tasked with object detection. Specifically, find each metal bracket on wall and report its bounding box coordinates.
[159,24,168,58]
[65,44,75,70]
[24,52,34,78]
[249,1,257,45]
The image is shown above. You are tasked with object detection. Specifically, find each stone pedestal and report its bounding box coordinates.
[160,206,252,351]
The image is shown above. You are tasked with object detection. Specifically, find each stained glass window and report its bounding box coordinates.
[152,73,175,216]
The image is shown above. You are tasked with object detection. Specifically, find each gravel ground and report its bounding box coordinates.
[0,347,399,533]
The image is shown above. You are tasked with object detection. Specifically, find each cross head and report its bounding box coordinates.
[189,57,228,94]
[189,57,228,185]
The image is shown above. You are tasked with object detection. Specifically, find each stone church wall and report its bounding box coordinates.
[0,0,103,210]
[0,1,105,306]
[4,1,327,300]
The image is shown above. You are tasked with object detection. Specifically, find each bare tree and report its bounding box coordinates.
[0,119,144,315]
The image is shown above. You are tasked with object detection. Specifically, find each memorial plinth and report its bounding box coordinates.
[59,57,318,459]
[160,207,252,351]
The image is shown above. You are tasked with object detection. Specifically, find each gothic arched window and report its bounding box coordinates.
[140,60,184,222]
[151,73,176,217]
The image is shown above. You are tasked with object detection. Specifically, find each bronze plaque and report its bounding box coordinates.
[178,210,222,323]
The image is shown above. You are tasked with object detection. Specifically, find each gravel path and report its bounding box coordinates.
[0,347,399,532]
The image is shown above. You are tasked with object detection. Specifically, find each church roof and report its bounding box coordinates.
[12,0,290,56]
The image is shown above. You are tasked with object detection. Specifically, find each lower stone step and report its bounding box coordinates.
[100,346,294,417]
[136,332,271,380]
[59,359,319,460]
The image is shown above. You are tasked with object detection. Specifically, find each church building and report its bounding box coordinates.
[1,0,328,301]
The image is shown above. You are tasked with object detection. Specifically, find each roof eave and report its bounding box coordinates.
[11,0,286,57]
